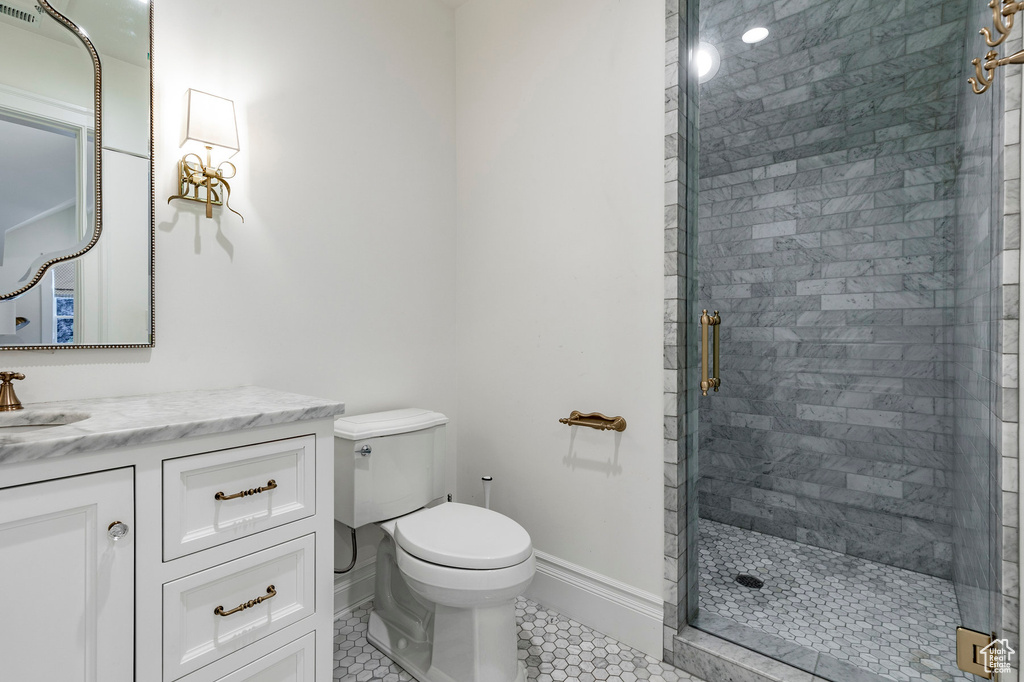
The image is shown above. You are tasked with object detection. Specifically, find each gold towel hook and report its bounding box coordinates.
[970,1,1024,94]
[981,0,1024,47]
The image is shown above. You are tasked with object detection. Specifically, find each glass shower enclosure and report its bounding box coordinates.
[674,0,1019,680]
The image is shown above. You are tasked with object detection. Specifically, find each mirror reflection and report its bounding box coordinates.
[0,0,152,347]
[0,110,95,302]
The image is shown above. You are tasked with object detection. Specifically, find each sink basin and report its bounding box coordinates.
[0,411,89,434]
[0,424,67,433]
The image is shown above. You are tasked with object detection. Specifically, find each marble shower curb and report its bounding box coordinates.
[673,626,893,682]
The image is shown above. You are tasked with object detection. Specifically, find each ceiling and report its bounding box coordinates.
[437,0,472,8]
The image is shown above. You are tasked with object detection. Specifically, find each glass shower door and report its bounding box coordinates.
[686,0,1012,679]
[951,0,1008,677]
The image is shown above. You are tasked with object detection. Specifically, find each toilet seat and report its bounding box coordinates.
[394,502,532,570]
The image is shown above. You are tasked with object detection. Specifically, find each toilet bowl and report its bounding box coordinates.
[397,539,535,606]
[369,503,534,682]
[334,410,535,682]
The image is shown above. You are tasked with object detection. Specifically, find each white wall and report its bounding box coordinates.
[5,0,669,643]
[5,0,457,571]
[454,0,665,603]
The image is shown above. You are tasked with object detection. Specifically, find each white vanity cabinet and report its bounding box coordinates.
[0,387,342,682]
[0,468,135,682]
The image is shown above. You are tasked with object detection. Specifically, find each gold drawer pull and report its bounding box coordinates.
[214,585,277,617]
[215,479,277,501]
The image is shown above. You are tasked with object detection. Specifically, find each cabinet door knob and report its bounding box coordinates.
[107,521,129,541]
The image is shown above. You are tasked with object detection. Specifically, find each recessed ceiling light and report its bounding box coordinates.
[742,27,769,43]
[696,42,720,83]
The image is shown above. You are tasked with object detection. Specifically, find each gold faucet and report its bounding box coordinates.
[0,372,25,411]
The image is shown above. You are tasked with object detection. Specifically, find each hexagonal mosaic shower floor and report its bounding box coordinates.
[334,598,704,682]
[698,519,972,681]
[334,521,975,682]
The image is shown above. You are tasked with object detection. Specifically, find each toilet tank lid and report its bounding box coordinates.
[333,408,449,440]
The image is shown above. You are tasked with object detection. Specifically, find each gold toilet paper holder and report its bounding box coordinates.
[558,411,627,432]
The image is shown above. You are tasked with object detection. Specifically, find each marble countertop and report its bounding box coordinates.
[0,385,345,466]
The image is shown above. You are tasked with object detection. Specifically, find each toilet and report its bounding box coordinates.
[334,408,535,682]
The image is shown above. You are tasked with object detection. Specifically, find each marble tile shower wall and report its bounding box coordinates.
[997,34,1022,664]
[664,0,701,653]
[695,0,967,579]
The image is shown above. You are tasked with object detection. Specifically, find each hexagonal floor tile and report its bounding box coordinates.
[333,598,705,682]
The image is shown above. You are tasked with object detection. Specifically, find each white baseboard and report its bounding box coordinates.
[332,550,663,658]
[525,550,663,658]
[333,558,376,618]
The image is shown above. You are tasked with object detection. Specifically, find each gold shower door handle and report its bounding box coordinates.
[699,310,721,396]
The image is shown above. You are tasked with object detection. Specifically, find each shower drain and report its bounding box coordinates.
[735,574,764,589]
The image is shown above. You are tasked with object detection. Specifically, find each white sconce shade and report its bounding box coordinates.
[180,89,238,151]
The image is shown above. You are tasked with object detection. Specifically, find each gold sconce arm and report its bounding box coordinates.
[167,148,245,222]
[700,310,721,396]
[558,411,627,432]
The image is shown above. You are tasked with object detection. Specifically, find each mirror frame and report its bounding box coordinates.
[0,0,154,350]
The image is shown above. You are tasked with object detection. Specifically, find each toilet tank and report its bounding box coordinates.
[334,408,448,528]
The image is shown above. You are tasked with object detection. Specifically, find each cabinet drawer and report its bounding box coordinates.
[213,633,314,682]
[163,534,316,681]
[164,436,316,560]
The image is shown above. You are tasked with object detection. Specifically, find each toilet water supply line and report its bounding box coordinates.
[334,525,358,574]
[334,476,494,573]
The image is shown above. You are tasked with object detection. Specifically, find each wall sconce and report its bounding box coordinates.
[167,89,244,221]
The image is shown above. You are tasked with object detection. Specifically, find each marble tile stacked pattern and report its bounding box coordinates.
[696,0,966,578]
[665,0,703,640]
